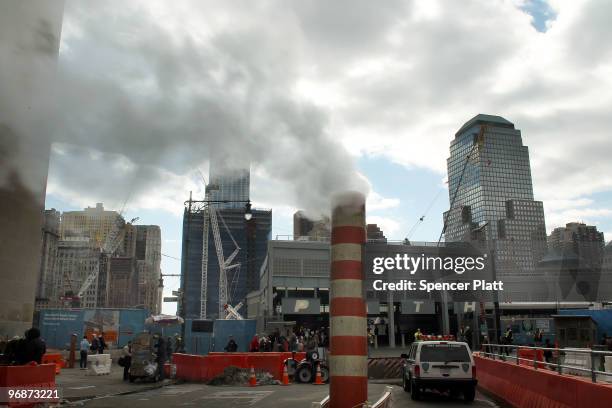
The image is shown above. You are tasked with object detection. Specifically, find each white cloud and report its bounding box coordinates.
[367,190,400,211]
[367,215,402,239]
[546,207,612,232]
[6,0,612,231]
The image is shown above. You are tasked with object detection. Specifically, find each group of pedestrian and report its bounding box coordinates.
[234,327,329,357]
[78,332,107,370]
[0,327,46,365]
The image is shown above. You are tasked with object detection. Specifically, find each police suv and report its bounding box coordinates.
[401,340,477,402]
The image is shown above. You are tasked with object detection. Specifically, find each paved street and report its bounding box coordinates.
[65,382,387,407]
[59,373,502,408]
[390,385,502,408]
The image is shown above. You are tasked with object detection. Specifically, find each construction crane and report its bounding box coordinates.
[201,202,242,319]
[73,215,139,306]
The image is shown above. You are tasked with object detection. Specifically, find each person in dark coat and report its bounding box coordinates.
[166,337,173,362]
[98,333,107,354]
[224,336,238,352]
[249,335,259,352]
[155,336,166,381]
[21,328,46,364]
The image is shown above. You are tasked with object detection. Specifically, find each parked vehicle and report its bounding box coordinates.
[291,350,329,383]
[401,341,477,403]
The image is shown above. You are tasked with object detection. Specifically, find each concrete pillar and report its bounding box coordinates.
[329,192,367,408]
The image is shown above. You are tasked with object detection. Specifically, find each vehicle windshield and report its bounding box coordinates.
[420,344,470,362]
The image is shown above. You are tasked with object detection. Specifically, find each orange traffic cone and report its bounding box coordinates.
[249,366,257,387]
[314,364,324,385]
[281,364,290,386]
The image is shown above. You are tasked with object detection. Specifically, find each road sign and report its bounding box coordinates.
[163,297,178,302]
[172,290,180,296]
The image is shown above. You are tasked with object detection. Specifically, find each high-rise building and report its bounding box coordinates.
[293,211,331,240]
[107,257,137,308]
[35,209,61,310]
[55,237,106,308]
[180,202,272,320]
[548,222,605,267]
[293,211,314,239]
[207,159,250,209]
[134,225,162,314]
[443,114,547,288]
[367,224,387,243]
[60,203,124,245]
[0,1,63,337]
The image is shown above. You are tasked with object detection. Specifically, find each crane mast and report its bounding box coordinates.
[199,202,242,320]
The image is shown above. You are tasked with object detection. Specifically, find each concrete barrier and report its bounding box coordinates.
[517,348,545,369]
[367,358,403,379]
[0,364,57,407]
[87,353,112,375]
[475,354,612,407]
[562,349,591,377]
[174,352,306,382]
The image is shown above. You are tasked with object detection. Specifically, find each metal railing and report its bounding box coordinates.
[480,343,612,383]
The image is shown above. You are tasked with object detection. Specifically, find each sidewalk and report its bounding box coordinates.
[56,364,175,403]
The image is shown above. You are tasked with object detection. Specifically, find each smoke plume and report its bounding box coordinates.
[0,0,368,215]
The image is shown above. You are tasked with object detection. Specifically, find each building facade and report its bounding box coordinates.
[55,238,106,308]
[367,223,387,242]
[134,225,162,314]
[443,114,547,300]
[251,239,490,345]
[60,203,124,246]
[180,202,271,320]
[549,222,605,267]
[35,209,61,310]
[292,210,330,240]
[207,159,250,209]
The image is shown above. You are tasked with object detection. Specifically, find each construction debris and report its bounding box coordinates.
[207,366,280,386]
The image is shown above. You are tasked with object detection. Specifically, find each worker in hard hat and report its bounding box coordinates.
[414,328,423,342]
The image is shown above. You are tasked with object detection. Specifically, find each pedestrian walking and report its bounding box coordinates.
[90,334,99,353]
[155,336,166,381]
[543,339,553,366]
[79,335,90,369]
[122,341,132,381]
[503,326,513,356]
[98,333,107,354]
[166,337,173,362]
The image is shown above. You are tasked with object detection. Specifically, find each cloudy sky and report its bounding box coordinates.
[36,0,612,313]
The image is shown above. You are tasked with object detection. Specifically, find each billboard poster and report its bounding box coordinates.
[83,310,120,346]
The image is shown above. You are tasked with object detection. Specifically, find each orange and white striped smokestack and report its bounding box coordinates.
[329,191,367,408]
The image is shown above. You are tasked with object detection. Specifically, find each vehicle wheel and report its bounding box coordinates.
[320,366,330,383]
[464,386,475,403]
[129,375,135,383]
[410,380,420,400]
[295,365,313,383]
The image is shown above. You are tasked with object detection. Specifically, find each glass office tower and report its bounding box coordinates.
[443,114,547,285]
[207,158,250,209]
